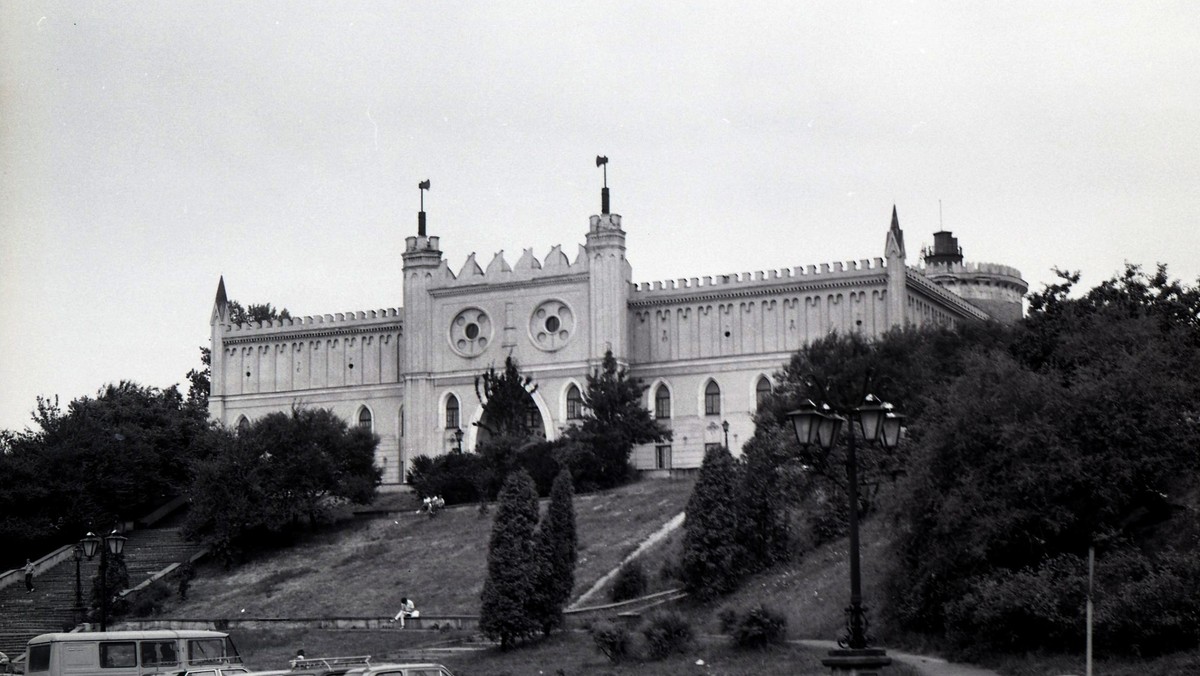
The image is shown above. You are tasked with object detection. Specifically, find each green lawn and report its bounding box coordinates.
[156,478,694,620]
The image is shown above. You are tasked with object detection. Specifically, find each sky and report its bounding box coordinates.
[2,1,1198,433]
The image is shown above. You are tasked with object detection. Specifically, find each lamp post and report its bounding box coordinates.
[453,427,464,453]
[72,544,84,625]
[81,529,127,631]
[721,420,730,449]
[788,393,903,675]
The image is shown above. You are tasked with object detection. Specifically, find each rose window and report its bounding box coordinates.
[529,300,574,351]
[450,307,492,357]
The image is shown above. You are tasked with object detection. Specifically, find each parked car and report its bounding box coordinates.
[343,664,454,676]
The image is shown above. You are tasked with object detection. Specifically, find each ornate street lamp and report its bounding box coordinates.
[453,427,464,453]
[81,529,127,631]
[721,420,730,449]
[787,392,905,675]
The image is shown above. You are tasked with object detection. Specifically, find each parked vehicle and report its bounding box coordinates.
[343,663,453,676]
[24,631,242,676]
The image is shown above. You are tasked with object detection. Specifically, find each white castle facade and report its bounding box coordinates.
[207,184,1027,485]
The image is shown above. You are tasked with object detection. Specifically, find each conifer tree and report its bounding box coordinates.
[565,349,670,488]
[681,444,746,600]
[531,469,577,635]
[480,469,541,648]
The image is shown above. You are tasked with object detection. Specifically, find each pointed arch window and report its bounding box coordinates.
[655,385,671,420]
[755,377,772,411]
[705,380,721,416]
[236,416,250,433]
[358,406,373,431]
[445,394,460,429]
[566,384,584,420]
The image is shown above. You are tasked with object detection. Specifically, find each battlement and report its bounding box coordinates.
[222,307,403,335]
[404,235,441,253]
[432,243,590,288]
[920,261,1026,285]
[631,257,887,295]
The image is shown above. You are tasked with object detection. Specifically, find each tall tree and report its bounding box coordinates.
[531,469,577,635]
[681,445,746,600]
[480,469,542,648]
[564,349,670,488]
[474,355,539,439]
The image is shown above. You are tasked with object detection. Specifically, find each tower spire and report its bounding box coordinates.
[596,155,609,214]
[417,179,430,237]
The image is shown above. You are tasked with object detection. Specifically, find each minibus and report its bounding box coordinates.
[24,631,243,676]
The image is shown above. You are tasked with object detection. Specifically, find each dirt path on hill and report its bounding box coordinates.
[569,511,685,609]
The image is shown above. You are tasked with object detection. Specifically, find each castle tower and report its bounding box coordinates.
[884,206,908,329]
[401,182,443,467]
[585,159,632,365]
[207,276,229,421]
[921,231,1028,323]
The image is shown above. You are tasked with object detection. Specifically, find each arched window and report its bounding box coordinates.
[755,377,772,410]
[705,381,721,416]
[235,416,250,433]
[566,384,584,420]
[445,394,460,429]
[655,384,671,420]
[358,406,373,431]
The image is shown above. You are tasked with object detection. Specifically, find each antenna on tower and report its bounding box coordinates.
[418,179,430,236]
[596,156,609,214]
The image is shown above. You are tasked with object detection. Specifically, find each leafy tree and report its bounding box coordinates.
[0,382,208,569]
[888,265,1200,654]
[531,469,577,635]
[227,301,291,326]
[564,349,670,488]
[480,469,542,648]
[681,445,746,600]
[182,406,381,563]
[89,552,131,621]
[185,347,211,411]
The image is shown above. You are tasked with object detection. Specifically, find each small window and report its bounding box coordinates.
[141,641,178,667]
[755,377,772,410]
[704,381,721,416]
[236,416,250,433]
[566,385,584,420]
[358,407,373,431]
[705,442,724,453]
[655,444,672,469]
[187,639,225,664]
[99,643,136,669]
[655,385,671,420]
[28,645,50,672]
[445,394,460,429]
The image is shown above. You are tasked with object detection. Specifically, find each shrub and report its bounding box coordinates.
[729,604,789,649]
[407,452,486,505]
[128,582,172,617]
[590,621,632,663]
[641,611,693,660]
[610,561,648,602]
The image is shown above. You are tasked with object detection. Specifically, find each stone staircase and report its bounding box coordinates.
[0,527,205,660]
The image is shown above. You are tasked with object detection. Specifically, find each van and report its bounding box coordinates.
[24,631,243,676]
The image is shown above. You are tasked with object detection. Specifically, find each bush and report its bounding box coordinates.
[610,561,648,602]
[128,582,172,617]
[590,621,632,663]
[728,604,789,649]
[641,611,693,660]
[407,452,486,505]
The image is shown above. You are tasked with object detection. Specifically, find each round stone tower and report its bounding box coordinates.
[920,230,1028,323]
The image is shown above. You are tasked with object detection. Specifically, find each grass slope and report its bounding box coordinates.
[159,478,694,619]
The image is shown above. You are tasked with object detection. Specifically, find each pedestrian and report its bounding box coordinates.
[23,559,35,593]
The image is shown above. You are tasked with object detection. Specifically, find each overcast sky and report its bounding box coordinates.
[2,1,1198,432]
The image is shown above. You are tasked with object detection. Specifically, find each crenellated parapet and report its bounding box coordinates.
[917,260,1028,323]
[630,258,888,305]
[221,308,403,343]
[920,261,1026,286]
[429,243,590,293]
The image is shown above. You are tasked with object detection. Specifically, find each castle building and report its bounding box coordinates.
[208,178,1026,485]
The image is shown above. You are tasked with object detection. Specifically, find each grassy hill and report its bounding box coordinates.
[154,477,694,619]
